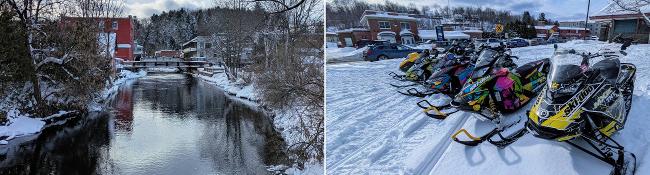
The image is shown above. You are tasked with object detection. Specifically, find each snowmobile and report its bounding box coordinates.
[389,49,438,84]
[396,47,478,97]
[390,41,476,89]
[418,45,550,147]
[416,45,535,120]
[524,44,636,175]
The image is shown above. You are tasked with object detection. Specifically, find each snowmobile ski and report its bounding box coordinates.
[416,100,459,119]
[451,117,526,148]
[398,87,437,97]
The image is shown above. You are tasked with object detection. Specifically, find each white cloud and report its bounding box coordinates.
[123,0,212,18]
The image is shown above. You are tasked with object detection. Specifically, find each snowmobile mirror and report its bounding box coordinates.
[553,44,558,50]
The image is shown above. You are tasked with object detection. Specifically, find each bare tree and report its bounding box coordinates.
[611,0,650,25]
[3,0,124,115]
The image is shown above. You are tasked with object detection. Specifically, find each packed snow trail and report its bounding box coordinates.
[326,40,650,174]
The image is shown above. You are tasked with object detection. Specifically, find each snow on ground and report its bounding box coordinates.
[326,46,367,63]
[0,109,45,145]
[194,71,259,101]
[326,40,650,175]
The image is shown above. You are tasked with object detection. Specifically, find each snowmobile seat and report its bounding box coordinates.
[592,59,620,83]
[514,62,537,77]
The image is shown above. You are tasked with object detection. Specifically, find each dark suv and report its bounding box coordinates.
[355,39,389,48]
[363,43,423,61]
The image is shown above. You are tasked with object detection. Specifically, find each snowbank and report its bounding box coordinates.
[326,46,367,63]
[326,40,650,174]
[195,72,259,101]
[0,109,45,145]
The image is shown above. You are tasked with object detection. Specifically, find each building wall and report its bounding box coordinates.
[367,19,419,43]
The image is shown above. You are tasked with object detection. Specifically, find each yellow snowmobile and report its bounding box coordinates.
[526,44,637,175]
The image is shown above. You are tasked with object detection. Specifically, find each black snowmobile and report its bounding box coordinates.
[390,41,477,90]
[396,46,478,97]
[524,43,637,175]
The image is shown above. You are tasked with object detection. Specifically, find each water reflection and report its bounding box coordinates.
[0,73,288,175]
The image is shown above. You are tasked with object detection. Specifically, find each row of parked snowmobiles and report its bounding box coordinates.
[389,40,637,175]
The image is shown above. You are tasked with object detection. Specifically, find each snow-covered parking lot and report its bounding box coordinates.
[325,40,650,175]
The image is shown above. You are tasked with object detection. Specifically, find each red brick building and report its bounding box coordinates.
[359,10,419,45]
[336,28,370,47]
[61,16,137,61]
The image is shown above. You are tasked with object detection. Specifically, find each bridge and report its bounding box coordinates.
[119,57,212,72]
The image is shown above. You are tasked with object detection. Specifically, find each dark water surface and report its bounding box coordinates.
[0,74,288,175]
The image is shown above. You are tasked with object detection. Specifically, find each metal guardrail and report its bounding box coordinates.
[121,60,210,68]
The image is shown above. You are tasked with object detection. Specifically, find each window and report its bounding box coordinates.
[378,21,391,29]
[205,43,212,49]
[98,21,104,29]
[112,21,118,30]
[400,22,410,30]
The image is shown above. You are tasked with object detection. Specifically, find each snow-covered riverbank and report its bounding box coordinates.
[0,69,146,145]
[193,69,323,175]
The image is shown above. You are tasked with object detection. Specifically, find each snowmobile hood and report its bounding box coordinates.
[452,76,493,112]
[527,85,588,141]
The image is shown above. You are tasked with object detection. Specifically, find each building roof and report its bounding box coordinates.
[360,10,418,25]
[591,1,650,20]
[336,28,369,33]
[400,30,413,35]
[419,30,470,40]
[182,36,210,46]
[534,25,589,31]
[378,31,397,35]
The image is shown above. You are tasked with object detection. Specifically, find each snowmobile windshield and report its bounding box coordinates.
[548,52,587,99]
[474,49,497,69]
[549,52,586,85]
[471,49,497,79]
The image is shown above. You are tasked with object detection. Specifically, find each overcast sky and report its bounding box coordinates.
[329,0,610,21]
[123,0,213,18]
[124,0,609,21]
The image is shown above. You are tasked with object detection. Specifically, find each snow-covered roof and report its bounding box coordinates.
[400,30,413,35]
[463,29,483,33]
[378,31,396,35]
[360,11,417,25]
[336,28,369,33]
[535,25,589,31]
[419,30,470,40]
[593,1,650,17]
[326,32,338,35]
[444,31,471,40]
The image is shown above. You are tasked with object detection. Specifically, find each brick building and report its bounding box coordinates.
[359,10,419,45]
[61,16,137,61]
[535,25,590,39]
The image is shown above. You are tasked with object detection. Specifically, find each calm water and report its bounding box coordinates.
[0,74,288,175]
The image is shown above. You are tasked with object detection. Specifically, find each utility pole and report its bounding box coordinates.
[584,0,591,39]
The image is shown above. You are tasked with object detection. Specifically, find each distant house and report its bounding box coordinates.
[559,21,600,37]
[182,36,219,62]
[336,28,370,47]
[535,25,590,39]
[360,10,419,45]
[61,16,137,61]
[590,2,650,43]
[154,50,182,58]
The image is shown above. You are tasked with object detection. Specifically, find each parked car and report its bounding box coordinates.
[486,38,504,47]
[355,39,389,48]
[507,38,529,48]
[363,44,423,61]
[529,38,547,46]
[589,36,599,40]
[474,39,487,47]
[547,37,560,44]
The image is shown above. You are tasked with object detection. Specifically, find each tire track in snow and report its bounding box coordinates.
[413,112,470,175]
[326,104,425,172]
